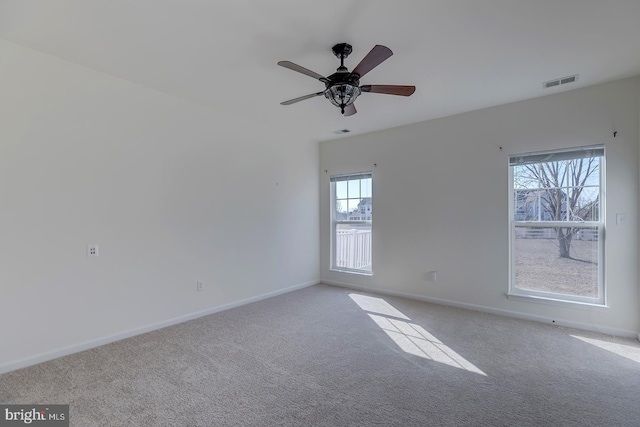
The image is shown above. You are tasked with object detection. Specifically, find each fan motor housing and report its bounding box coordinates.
[325,72,360,89]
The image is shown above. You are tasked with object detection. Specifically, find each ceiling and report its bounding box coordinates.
[1,0,640,143]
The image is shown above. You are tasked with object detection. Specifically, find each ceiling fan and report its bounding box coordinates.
[278,43,416,116]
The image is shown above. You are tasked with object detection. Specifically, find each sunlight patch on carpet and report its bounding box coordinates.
[571,335,640,364]
[349,294,486,375]
[348,294,410,320]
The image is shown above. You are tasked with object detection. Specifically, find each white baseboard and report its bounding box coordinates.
[0,279,320,375]
[322,280,638,339]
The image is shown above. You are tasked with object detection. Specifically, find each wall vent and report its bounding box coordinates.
[543,74,578,89]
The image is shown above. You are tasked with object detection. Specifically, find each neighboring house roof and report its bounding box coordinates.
[358,198,372,207]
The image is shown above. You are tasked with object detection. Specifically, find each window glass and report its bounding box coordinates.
[331,173,372,274]
[509,147,604,304]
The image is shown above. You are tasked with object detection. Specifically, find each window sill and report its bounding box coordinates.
[329,268,373,277]
[506,292,607,309]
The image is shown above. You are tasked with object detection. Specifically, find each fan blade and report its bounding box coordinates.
[361,85,416,96]
[352,45,393,78]
[344,104,357,116]
[278,61,329,83]
[280,92,324,105]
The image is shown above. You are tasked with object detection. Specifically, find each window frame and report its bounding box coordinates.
[508,146,606,306]
[330,172,373,275]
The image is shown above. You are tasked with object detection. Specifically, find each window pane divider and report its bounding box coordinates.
[513,185,600,191]
[513,221,600,228]
[335,221,371,225]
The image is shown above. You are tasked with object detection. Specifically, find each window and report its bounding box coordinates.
[509,146,604,305]
[331,173,372,274]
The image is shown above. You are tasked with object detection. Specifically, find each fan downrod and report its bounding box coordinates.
[332,43,353,71]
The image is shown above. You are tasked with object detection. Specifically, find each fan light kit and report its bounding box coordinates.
[278,43,416,116]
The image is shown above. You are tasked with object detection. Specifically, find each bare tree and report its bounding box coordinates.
[516,157,599,259]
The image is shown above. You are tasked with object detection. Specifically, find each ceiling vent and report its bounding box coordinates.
[543,74,578,89]
[333,129,351,134]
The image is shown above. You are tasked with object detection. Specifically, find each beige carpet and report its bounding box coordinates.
[2,284,640,426]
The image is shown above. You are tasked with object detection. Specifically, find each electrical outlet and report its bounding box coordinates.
[87,245,99,257]
[196,281,204,292]
[428,271,437,281]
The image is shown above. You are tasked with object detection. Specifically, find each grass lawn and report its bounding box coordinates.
[514,237,599,298]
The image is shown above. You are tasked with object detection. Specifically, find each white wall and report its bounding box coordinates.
[0,40,319,372]
[320,77,639,336]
